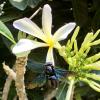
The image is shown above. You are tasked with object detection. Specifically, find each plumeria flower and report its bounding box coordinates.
[12,4,76,65]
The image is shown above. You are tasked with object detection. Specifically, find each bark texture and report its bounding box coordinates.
[2,76,13,100]
[2,65,15,100]
[15,57,28,100]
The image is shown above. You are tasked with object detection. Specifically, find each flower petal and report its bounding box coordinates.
[12,39,48,54]
[46,47,54,65]
[42,4,52,37]
[53,23,76,41]
[13,17,46,41]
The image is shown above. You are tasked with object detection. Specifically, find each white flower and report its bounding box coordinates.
[12,4,76,65]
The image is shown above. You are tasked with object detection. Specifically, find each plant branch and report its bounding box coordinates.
[65,78,75,100]
[3,62,16,80]
[29,7,42,19]
[2,65,15,100]
[15,57,28,100]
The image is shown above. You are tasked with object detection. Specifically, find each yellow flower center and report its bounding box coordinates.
[46,38,54,48]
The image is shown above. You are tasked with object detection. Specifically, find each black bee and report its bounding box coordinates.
[44,62,59,89]
[26,60,75,89]
[26,61,75,100]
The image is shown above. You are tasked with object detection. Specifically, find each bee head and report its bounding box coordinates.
[44,62,53,67]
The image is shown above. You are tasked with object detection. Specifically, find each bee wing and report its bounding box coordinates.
[55,68,67,79]
[27,59,44,73]
[55,68,69,81]
[55,68,76,82]
[26,73,46,89]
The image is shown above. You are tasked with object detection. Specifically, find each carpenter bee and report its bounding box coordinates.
[26,60,75,89]
[44,62,59,89]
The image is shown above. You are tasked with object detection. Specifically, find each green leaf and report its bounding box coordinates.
[27,0,42,8]
[18,31,26,40]
[29,48,47,63]
[92,9,100,31]
[9,0,42,10]
[9,0,28,10]
[0,21,16,44]
[0,10,22,22]
[72,0,88,27]
[8,84,17,100]
[27,89,44,100]
[74,93,82,100]
[56,82,68,100]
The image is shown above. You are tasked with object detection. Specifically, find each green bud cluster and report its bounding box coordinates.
[59,27,100,92]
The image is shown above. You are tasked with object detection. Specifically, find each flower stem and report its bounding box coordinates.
[65,78,75,100]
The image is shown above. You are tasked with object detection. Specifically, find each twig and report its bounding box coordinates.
[2,76,13,100]
[29,7,42,19]
[3,62,16,80]
[2,64,15,100]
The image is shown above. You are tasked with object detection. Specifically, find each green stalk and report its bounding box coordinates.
[65,77,75,100]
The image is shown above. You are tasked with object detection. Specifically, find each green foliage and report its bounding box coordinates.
[8,84,17,100]
[72,0,88,27]
[0,11,22,22]
[17,31,26,40]
[9,0,42,10]
[0,20,16,44]
[72,0,100,32]
[59,27,100,93]
[17,31,35,40]
[56,82,68,100]
[27,88,44,100]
